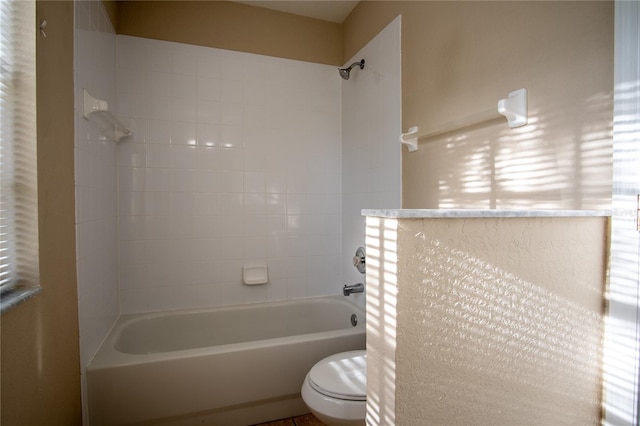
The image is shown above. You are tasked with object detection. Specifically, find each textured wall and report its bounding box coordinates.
[366,215,607,425]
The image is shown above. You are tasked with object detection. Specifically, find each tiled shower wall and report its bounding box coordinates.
[116,36,342,314]
[73,1,118,423]
[341,16,402,302]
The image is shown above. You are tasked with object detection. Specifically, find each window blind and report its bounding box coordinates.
[0,0,39,294]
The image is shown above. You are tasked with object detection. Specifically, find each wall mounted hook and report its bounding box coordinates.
[39,19,47,38]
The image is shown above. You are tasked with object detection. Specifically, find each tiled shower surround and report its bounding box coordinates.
[115,36,343,313]
[75,9,400,422]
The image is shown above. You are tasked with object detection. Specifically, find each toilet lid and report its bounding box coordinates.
[308,350,366,401]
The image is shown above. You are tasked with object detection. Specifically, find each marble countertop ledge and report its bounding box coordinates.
[362,209,612,219]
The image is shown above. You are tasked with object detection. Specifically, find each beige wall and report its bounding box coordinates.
[0,2,81,425]
[366,215,607,425]
[116,0,343,66]
[344,1,614,210]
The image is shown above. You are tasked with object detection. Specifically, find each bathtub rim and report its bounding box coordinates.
[88,295,366,370]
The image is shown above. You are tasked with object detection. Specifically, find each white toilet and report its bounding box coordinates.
[301,350,366,426]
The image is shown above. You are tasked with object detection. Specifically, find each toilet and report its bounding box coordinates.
[301,350,366,426]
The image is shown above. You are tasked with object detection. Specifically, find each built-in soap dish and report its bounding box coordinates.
[242,264,268,285]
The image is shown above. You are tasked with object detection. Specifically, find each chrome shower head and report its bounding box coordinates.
[338,59,365,80]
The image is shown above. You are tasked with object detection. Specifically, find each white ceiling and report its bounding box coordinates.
[233,1,359,23]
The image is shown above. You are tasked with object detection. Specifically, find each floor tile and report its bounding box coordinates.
[293,413,326,426]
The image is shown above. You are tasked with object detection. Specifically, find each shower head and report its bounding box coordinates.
[339,59,365,80]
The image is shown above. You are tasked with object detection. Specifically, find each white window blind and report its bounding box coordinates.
[0,0,39,305]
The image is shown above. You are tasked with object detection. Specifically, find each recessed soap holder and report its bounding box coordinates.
[242,264,268,285]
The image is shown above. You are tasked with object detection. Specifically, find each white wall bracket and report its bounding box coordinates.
[83,89,132,143]
[399,126,419,152]
[497,88,528,128]
[400,88,528,152]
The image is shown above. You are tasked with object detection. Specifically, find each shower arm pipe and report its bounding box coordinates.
[400,88,527,152]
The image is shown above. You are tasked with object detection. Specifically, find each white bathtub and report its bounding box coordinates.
[87,296,366,426]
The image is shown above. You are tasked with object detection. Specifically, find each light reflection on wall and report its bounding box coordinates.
[365,216,606,425]
[365,217,397,426]
[404,91,613,210]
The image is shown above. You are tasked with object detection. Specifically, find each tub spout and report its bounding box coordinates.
[343,283,364,296]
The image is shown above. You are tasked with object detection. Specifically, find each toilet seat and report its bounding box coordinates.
[307,350,366,401]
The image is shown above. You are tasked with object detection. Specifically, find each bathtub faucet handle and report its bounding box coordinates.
[343,283,365,296]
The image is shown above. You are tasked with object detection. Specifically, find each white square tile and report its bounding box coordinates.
[119,191,144,216]
[219,147,243,171]
[146,95,171,121]
[171,49,197,76]
[146,168,172,192]
[146,72,171,98]
[144,191,171,216]
[219,215,243,238]
[220,193,244,216]
[146,119,171,144]
[217,258,243,283]
[220,171,244,193]
[265,194,286,215]
[142,215,171,240]
[220,80,243,104]
[119,167,146,192]
[244,171,265,193]
[172,98,197,122]
[171,122,197,146]
[118,216,144,241]
[120,264,147,290]
[119,238,146,263]
[197,77,220,101]
[197,99,221,124]
[193,193,216,216]
[172,74,197,100]
[147,286,173,312]
[197,123,220,147]
[265,278,287,302]
[218,238,244,259]
[220,51,244,81]
[171,169,197,192]
[146,45,172,73]
[287,215,303,236]
[120,289,148,314]
[266,235,287,258]
[146,259,178,287]
[117,36,146,71]
[118,143,146,167]
[117,68,145,95]
[195,146,220,169]
[195,170,219,193]
[244,215,265,236]
[266,215,286,236]
[171,217,197,240]
[220,126,243,148]
[243,146,266,171]
[146,144,172,168]
[266,172,286,194]
[117,92,146,118]
[171,192,196,217]
[244,193,265,215]
[220,103,243,126]
[196,53,221,78]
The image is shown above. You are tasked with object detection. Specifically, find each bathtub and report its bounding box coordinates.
[87,295,366,425]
